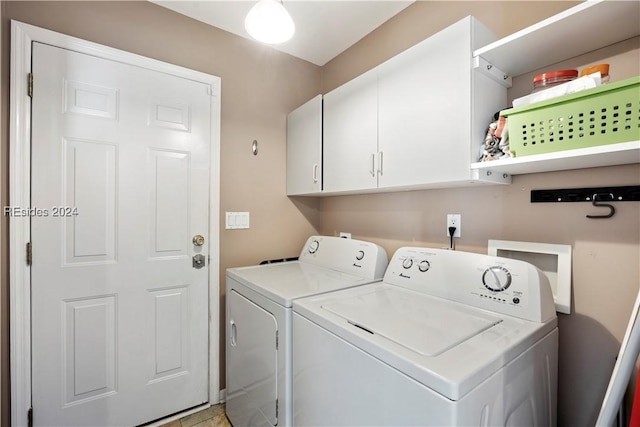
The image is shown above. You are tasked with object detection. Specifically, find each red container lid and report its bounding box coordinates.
[533,69,578,84]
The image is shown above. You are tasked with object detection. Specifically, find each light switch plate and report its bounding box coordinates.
[226,212,250,229]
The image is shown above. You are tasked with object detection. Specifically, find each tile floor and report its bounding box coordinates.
[160,404,231,427]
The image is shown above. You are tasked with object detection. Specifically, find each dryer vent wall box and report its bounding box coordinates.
[488,240,572,314]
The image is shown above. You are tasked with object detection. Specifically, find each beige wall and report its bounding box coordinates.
[319,165,640,426]
[1,1,638,426]
[318,2,640,426]
[0,0,322,420]
[321,1,580,92]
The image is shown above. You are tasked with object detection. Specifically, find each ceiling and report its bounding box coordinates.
[152,1,415,66]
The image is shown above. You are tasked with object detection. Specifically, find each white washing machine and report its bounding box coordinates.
[293,247,558,426]
[225,235,388,427]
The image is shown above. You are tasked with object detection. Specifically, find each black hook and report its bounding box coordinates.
[586,193,616,219]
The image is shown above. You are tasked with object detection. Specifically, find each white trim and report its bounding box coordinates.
[208,61,222,407]
[9,20,222,426]
[10,21,34,427]
[0,0,4,418]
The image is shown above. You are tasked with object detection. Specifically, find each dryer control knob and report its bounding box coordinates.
[482,266,512,292]
[402,257,413,269]
[355,250,365,261]
[308,239,320,254]
[418,260,431,272]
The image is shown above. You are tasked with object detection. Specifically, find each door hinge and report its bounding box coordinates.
[275,399,278,418]
[26,242,32,266]
[27,407,33,427]
[275,331,278,350]
[27,73,33,98]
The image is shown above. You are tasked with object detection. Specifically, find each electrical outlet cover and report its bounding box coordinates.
[446,214,461,237]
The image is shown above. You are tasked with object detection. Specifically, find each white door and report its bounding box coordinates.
[31,42,211,426]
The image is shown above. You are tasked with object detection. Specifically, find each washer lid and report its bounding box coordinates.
[323,287,502,357]
[294,283,556,400]
[227,262,371,307]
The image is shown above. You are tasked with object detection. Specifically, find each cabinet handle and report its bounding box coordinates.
[370,153,376,177]
[377,151,383,175]
[312,163,319,183]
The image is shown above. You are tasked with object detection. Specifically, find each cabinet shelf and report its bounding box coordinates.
[471,141,640,175]
[473,0,640,79]
[472,0,640,176]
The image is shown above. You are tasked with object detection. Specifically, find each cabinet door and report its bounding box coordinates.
[323,68,378,193]
[377,18,472,189]
[287,95,322,195]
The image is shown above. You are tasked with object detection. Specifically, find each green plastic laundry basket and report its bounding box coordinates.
[502,76,640,157]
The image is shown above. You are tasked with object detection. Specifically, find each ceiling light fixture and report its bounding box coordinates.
[245,0,295,45]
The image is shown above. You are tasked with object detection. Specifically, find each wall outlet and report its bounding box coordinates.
[339,232,351,239]
[447,214,461,237]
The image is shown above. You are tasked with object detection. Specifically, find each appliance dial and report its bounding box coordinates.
[482,266,512,292]
[402,257,413,269]
[418,260,431,272]
[355,250,365,261]
[308,239,320,254]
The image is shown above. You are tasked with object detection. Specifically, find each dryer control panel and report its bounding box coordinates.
[384,247,556,323]
[299,236,389,281]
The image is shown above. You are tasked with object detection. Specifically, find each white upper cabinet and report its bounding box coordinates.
[377,17,504,189]
[321,17,509,195]
[322,68,379,193]
[287,95,323,195]
[287,2,640,196]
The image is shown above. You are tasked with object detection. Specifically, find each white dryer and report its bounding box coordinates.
[225,235,388,427]
[293,247,558,426]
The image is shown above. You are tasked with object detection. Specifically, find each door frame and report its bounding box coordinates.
[9,20,221,427]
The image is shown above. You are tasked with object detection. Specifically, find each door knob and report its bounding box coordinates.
[192,235,205,246]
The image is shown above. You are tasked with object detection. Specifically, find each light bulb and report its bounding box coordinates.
[245,0,295,44]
